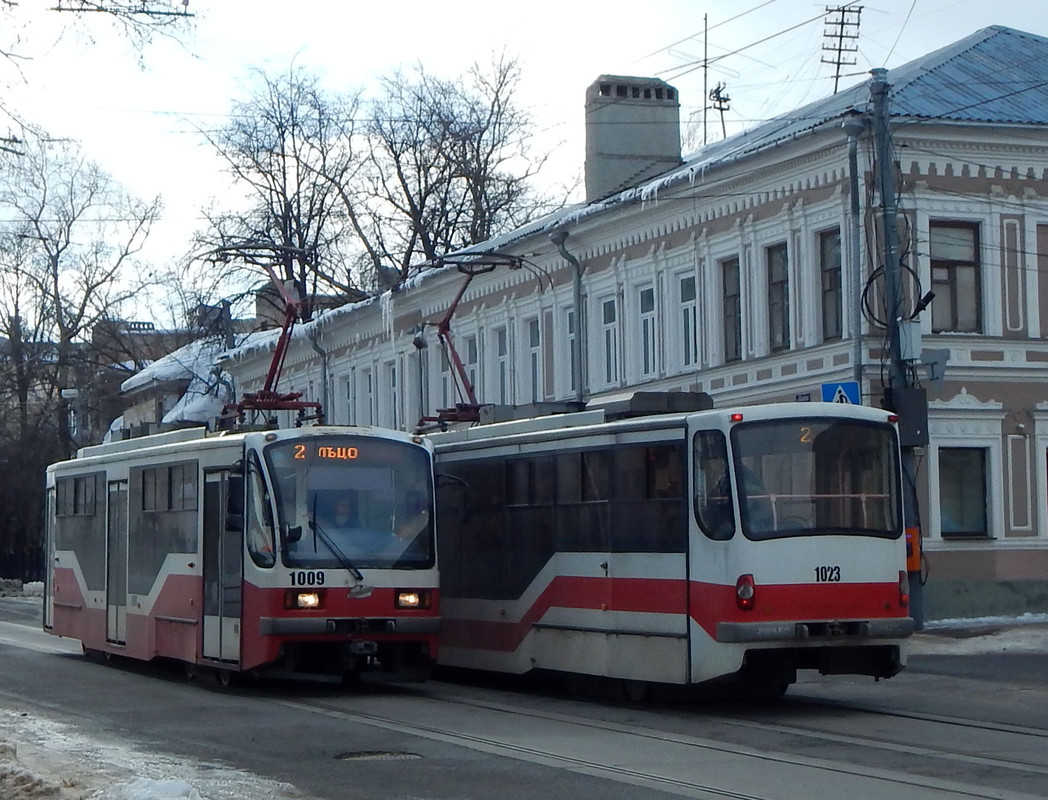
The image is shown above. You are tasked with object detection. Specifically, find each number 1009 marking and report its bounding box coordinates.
[290,570,326,586]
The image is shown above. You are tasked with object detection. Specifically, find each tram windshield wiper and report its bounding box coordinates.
[307,498,364,581]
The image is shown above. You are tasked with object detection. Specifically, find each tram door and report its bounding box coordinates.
[42,488,55,630]
[202,470,242,663]
[105,480,128,644]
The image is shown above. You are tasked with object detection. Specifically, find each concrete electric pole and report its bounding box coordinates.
[870,68,927,628]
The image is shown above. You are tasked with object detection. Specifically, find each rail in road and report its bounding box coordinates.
[266,678,1048,800]
[2,597,1047,800]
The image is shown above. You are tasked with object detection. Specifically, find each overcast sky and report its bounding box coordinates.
[7,0,1048,275]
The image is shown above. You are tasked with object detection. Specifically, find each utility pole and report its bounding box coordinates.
[870,68,926,629]
[823,5,862,94]
[702,13,709,146]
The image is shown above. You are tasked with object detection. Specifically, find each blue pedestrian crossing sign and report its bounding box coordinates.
[821,381,861,404]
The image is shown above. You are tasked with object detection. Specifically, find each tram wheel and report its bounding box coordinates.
[215,669,237,688]
[735,677,788,701]
[622,679,650,703]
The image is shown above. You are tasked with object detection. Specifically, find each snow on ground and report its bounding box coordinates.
[908,612,1048,655]
[2,583,1047,797]
[0,707,300,800]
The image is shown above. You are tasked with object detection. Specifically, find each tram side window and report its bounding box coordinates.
[54,472,106,593]
[245,453,276,568]
[612,444,686,552]
[56,476,96,517]
[693,431,734,540]
[582,450,612,501]
[556,452,582,503]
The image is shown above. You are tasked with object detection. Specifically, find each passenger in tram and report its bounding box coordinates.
[328,497,357,528]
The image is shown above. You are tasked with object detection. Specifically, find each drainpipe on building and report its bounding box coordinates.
[842,110,866,385]
[549,229,585,404]
[308,328,329,420]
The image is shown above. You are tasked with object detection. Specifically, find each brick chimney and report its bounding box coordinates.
[585,75,682,203]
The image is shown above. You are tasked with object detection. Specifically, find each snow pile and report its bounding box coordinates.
[0,709,298,800]
[0,740,65,799]
[100,778,201,800]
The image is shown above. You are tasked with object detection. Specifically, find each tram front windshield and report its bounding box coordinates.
[730,417,901,541]
[265,436,434,569]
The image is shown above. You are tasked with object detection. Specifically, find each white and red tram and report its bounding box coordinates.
[431,399,913,697]
[44,425,439,682]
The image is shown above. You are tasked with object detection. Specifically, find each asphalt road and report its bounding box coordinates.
[2,595,1047,800]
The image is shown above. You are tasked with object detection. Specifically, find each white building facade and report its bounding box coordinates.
[216,27,1048,619]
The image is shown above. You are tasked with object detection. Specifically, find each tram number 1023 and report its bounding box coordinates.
[814,565,841,582]
[290,570,326,587]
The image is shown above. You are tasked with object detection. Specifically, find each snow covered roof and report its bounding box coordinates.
[201,27,1048,370]
[120,337,227,393]
[464,26,1048,251]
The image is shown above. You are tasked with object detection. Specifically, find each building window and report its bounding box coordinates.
[360,368,374,426]
[820,229,842,341]
[939,447,987,537]
[722,258,741,363]
[601,297,619,385]
[930,221,981,333]
[385,360,399,429]
[638,286,657,378]
[464,335,479,401]
[527,318,541,403]
[439,346,452,410]
[566,309,577,394]
[494,327,509,404]
[767,242,789,352]
[347,373,360,427]
[680,275,698,368]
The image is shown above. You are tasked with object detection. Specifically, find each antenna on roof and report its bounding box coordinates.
[823,5,863,94]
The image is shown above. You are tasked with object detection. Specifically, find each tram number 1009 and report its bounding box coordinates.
[814,565,841,582]
[290,570,326,586]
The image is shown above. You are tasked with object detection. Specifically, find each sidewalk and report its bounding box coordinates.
[908,613,1048,655]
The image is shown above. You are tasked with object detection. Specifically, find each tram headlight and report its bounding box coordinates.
[285,589,325,610]
[395,589,431,610]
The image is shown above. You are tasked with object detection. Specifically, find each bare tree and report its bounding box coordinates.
[45,0,193,49]
[191,66,363,318]
[0,128,161,580]
[355,55,555,282]
[193,56,559,303]
[0,128,161,446]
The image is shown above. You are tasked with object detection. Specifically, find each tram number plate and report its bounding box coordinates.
[814,565,841,582]
[290,570,326,586]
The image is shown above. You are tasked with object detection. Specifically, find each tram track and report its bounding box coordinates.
[268,680,1048,800]
[785,693,1048,742]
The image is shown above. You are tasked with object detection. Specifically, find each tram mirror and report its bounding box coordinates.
[435,473,465,488]
[436,473,471,524]
[228,459,246,476]
[281,522,303,546]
